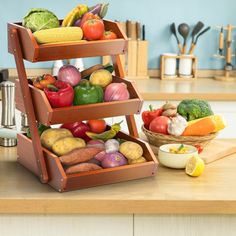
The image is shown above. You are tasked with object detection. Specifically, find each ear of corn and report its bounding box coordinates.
[33,27,83,44]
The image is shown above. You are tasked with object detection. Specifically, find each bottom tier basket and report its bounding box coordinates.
[17,130,158,192]
[142,125,218,148]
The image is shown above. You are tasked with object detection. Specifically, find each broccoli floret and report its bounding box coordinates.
[177,99,214,121]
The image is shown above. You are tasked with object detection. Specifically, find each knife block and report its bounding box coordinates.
[102,40,149,79]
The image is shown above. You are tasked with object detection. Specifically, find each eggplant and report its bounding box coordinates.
[89,4,102,15]
[99,3,109,18]
[73,18,81,27]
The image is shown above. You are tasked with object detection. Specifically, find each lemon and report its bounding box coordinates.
[185,156,205,177]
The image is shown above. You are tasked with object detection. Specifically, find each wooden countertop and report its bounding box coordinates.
[1,139,236,214]
[131,78,236,101]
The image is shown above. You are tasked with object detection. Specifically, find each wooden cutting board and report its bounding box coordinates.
[140,133,236,164]
[199,139,236,164]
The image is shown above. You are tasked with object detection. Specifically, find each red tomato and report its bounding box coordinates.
[82,19,105,40]
[195,145,204,154]
[149,116,170,135]
[80,12,101,28]
[100,31,118,40]
[87,120,107,133]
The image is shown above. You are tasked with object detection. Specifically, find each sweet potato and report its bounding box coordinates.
[65,163,102,174]
[59,147,104,166]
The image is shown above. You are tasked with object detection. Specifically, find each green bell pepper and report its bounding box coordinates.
[73,80,103,105]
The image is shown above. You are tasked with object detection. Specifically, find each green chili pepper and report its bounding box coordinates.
[86,121,123,141]
[26,123,50,139]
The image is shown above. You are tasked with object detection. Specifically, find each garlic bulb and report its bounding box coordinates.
[167,115,187,136]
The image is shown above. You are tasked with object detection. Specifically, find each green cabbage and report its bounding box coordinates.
[23,8,59,32]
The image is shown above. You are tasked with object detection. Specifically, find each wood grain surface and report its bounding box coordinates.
[0,139,236,214]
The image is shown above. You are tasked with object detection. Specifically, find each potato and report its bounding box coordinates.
[119,141,143,160]
[52,137,86,156]
[90,69,112,88]
[128,156,147,165]
[40,128,73,150]
[65,163,102,174]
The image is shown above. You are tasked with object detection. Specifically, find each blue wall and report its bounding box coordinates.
[1,0,236,69]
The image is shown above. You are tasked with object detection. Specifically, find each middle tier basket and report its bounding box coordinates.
[15,76,143,125]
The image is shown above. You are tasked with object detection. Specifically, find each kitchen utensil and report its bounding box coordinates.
[178,23,190,54]
[170,23,182,53]
[200,139,236,164]
[189,26,211,54]
[158,144,198,169]
[188,21,204,54]
[0,69,9,83]
[1,81,16,128]
[219,26,224,56]
[126,20,132,39]
[142,24,146,40]
[126,20,136,40]
[136,22,141,40]
[225,24,233,71]
[21,112,29,132]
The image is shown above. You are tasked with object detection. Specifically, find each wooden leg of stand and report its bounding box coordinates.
[111,55,125,78]
[112,55,139,138]
[11,29,48,183]
[125,115,139,138]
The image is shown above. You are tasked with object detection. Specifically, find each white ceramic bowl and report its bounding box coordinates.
[158,143,198,169]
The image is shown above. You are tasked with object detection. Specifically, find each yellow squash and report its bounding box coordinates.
[33,27,83,44]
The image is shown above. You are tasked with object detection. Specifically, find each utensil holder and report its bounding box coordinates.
[160,54,197,80]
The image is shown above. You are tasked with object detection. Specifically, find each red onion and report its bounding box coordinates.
[104,83,130,102]
[87,140,105,149]
[58,65,81,87]
[94,150,106,162]
[101,152,127,168]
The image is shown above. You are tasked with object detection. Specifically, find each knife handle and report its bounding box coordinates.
[136,22,141,40]
[219,31,224,51]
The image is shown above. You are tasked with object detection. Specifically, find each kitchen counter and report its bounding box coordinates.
[131,78,236,101]
[1,139,236,215]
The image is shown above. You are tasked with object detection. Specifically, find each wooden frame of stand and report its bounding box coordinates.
[160,54,198,80]
[8,20,158,192]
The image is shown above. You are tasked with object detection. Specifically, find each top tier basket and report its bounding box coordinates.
[8,20,127,62]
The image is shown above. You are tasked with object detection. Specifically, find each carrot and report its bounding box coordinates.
[59,147,104,166]
[182,116,216,136]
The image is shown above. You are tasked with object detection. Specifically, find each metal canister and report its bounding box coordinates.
[1,81,16,128]
[0,81,17,147]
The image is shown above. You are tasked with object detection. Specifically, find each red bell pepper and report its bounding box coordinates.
[61,121,91,142]
[142,105,163,129]
[44,81,74,108]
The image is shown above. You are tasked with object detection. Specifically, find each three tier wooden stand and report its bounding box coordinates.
[8,20,158,192]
